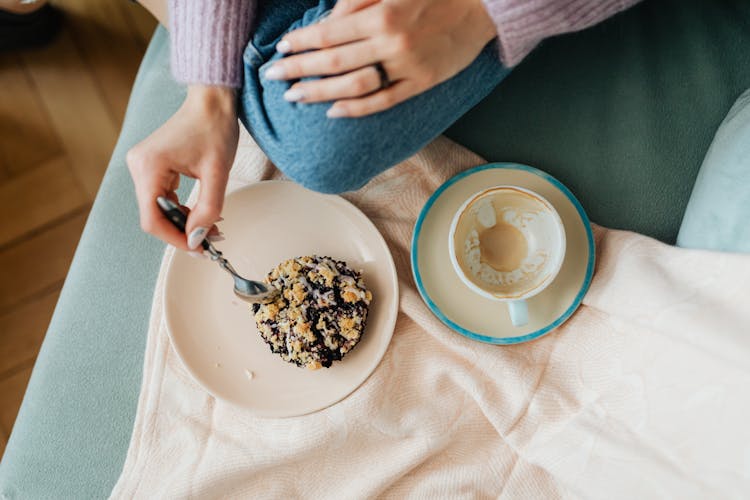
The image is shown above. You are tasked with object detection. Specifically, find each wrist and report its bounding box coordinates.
[186,85,237,118]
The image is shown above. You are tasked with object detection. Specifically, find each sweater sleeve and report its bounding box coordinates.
[169,0,254,88]
[482,0,642,67]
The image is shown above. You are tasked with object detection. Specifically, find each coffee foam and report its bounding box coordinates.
[452,188,562,297]
[463,206,551,289]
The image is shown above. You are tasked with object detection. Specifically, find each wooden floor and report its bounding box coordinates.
[0,0,156,459]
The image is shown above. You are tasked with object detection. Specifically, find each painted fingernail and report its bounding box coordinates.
[326,106,347,118]
[264,65,286,80]
[207,233,225,243]
[276,40,292,54]
[284,88,305,102]
[187,226,208,249]
[188,251,207,259]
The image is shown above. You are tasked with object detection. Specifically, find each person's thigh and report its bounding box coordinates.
[677,89,750,253]
[239,0,509,193]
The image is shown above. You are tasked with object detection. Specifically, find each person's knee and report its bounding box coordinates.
[281,160,368,194]
[278,150,377,194]
[242,74,402,193]
[267,108,390,194]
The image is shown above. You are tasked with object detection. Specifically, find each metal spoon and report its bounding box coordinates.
[156,197,275,303]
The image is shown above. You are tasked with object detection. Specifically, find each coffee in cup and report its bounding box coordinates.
[448,186,566,327]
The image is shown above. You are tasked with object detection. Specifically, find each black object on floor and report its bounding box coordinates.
[0,4,62,51]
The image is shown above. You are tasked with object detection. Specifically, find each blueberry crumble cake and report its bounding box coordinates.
[251,256,373,370]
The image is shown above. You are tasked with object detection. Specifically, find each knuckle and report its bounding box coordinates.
[126,147,143,170]
[127,147,157,175]
[352,76,369,94]
[315,28,333,47]
[378,5,398,31]
[392,34,412,52]
[327,52,343,72]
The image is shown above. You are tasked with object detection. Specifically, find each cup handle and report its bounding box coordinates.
[507,300,528,327]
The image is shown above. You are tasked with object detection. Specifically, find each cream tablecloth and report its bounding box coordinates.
[111,132,750,499]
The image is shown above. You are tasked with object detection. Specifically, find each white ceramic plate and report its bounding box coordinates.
[411,163,595,344]
[164,181,399,417]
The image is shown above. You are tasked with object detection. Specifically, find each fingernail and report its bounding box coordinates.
[284,88,305,102]
[217,217,224,222]
[207,233,225,243]
[276,40,292,54]
[187,226,208,249]
[188,251,207,259]
[264,65,286,80]
[326,106,347,118]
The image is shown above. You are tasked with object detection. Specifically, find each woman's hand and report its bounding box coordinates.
[127,85,238,251]
[265,0,497,118]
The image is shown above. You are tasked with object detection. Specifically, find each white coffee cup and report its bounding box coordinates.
[448,185,566,327]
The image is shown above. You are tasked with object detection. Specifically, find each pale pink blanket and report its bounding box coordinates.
[111,132,750,498]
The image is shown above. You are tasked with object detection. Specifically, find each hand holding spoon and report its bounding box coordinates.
[156,197,275,303]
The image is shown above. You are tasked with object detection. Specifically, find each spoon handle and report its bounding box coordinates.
[156,197,210,251]
[156,197,237,276]
[156,198,272,301]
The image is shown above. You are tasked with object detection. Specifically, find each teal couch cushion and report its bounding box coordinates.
[677,89,750,252]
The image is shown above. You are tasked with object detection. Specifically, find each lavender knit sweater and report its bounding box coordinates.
[169,0,641,88]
